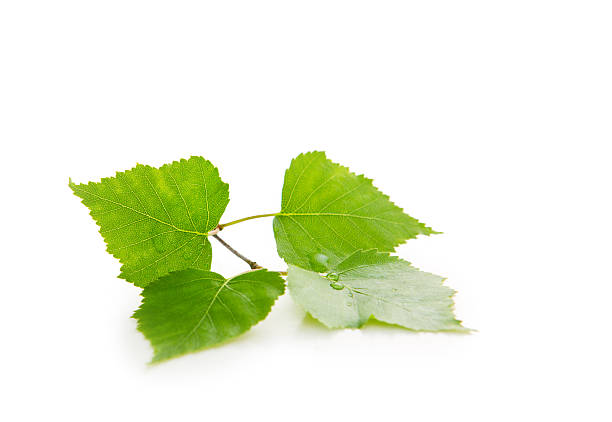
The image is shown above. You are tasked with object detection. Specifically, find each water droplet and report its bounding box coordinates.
[329,282,344,290]
[346,302,352,307]
[326,272,339,281]
[314,253,329,266]
[309,253,330,272]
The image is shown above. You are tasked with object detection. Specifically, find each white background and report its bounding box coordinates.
[1,1,611,421]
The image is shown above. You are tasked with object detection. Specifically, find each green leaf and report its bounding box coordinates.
[133,268,285,363]
[287,249,467,331]
[69,156,229,287]
[273,151,435,272]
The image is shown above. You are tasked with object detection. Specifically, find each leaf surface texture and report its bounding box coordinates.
[134,268,285,363]
[69,156,229,286]
[274,151,434,271]
[288,250,466,331]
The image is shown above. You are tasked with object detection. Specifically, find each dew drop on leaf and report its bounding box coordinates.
[329,282,344,290]
[326,272,339,281]
[308,252,330,272]
[314,253,329,266]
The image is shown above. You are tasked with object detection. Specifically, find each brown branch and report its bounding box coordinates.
[212,234,261,270]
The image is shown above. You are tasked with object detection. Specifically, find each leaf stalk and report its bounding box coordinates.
[218,213,280,229]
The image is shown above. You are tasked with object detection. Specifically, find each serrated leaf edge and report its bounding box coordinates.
[133,268,286,364]
[289,249,470,333]
[68,156,228,286]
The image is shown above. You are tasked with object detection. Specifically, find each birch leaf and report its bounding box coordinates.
[274,151,435,271]
[69,156,228,286]
[288,250,466,332]
[134,269,285,363]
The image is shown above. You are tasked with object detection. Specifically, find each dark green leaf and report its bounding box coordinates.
[134,268,285,363]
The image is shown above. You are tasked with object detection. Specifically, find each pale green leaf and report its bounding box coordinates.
[288,249,466,331]
[274,151,435,271]
[69,156,229,287]
[133,268,285,363]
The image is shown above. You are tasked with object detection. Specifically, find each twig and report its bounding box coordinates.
[212,234,261,270]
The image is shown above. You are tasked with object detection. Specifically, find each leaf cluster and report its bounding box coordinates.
[70,152,467,363]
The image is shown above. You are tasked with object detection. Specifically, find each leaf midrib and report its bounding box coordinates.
[175,277,232,348]
[174,275,266,349]
[71,184,209,236]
